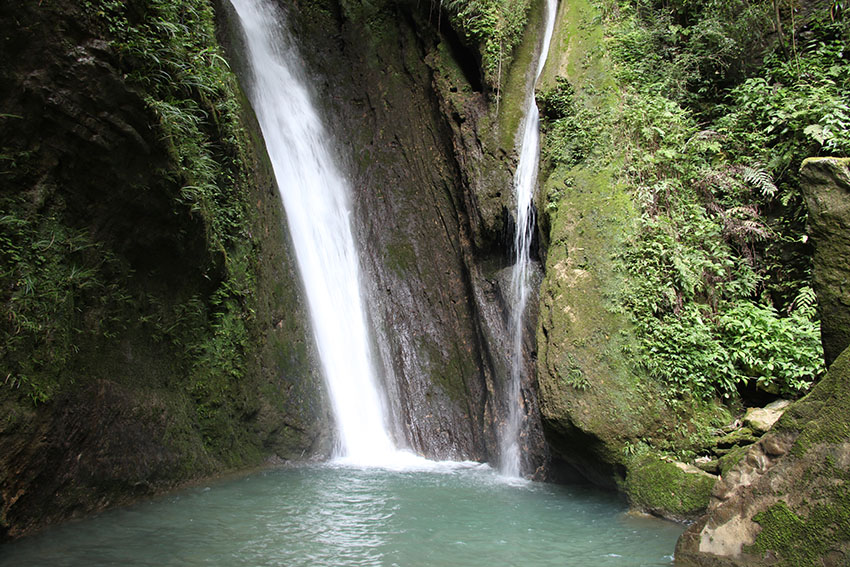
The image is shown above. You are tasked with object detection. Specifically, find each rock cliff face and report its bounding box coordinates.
[269,0,549,470]
[0,0,328,540]
[532,0,681,489]
[1,0,556,539]
[675,159,850,566]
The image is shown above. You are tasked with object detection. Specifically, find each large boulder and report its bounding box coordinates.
[801,157,850,366]
[675,346,850,566]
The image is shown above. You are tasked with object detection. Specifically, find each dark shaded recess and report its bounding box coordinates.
[2,381,186,542]
[436,12,485,94]
[501,202,542,266]
[736,379,783,408]
[542,417,625,490]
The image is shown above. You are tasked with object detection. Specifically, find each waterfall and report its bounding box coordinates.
[501,0,559,477]
[229,0,399,466]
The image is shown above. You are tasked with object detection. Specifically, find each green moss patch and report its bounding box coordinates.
[625,455,716,521]
[749,495,850,567]
[785,344,850,458]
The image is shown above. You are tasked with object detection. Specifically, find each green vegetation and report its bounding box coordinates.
[444,0,533,96]
[538,0,849,402]
[0,211,131,404]
[1,0,271,455]
[86,0,265,451]
[749,494,850,567]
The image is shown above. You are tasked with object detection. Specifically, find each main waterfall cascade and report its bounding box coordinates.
[501,0,559,477]
[232,0,559,472]
[229,0,404,466]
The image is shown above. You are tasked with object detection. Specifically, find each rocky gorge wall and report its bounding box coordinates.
[3,0,846,554]
[0,0,555,539]
[0,0,329,540]
[264,0,551,470]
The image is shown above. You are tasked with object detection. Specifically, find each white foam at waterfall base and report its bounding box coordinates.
[501,0,559,478]
[230,0,410,468]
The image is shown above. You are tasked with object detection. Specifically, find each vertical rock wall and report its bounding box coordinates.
[278,0,549,470]
[801,157,850,366]
[0,0,329,540]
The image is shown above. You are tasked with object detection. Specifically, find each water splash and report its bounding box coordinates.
[229,0,400,466]
[500,0,559,478]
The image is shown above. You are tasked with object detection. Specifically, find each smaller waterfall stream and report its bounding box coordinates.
[230,0,398,466]
[501,0,559,477]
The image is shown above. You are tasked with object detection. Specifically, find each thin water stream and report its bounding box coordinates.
[0,465,682,567]
[502,0,559,477]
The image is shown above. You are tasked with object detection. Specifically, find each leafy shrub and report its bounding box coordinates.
[536,77,598,167]
[540,0,837,401]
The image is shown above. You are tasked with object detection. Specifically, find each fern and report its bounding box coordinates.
[791,286,818,318]
[742,165,778,198]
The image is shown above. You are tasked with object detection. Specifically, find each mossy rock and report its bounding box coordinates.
[535,0,693,486]
[0,0,327,540]
[800,157,850,367]
[675,346,850,566]
[625,454,716,523]
[713,427,760,451]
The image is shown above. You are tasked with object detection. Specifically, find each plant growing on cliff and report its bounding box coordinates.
[2,0,258,413]
[443,0,532,97]
[0,209,130,404]
[537,0,840,402]
[536,77,598,167]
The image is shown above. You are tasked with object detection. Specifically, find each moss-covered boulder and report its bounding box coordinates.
[800,157,850,367]
[534,0,686,491]
[675,346,850,566]
[674,157,850,565]
[626,455,717,523]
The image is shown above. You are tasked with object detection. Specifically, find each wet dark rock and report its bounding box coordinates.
[276,0,548,471]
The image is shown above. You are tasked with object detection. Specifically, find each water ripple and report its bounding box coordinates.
[0,465,683,567]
